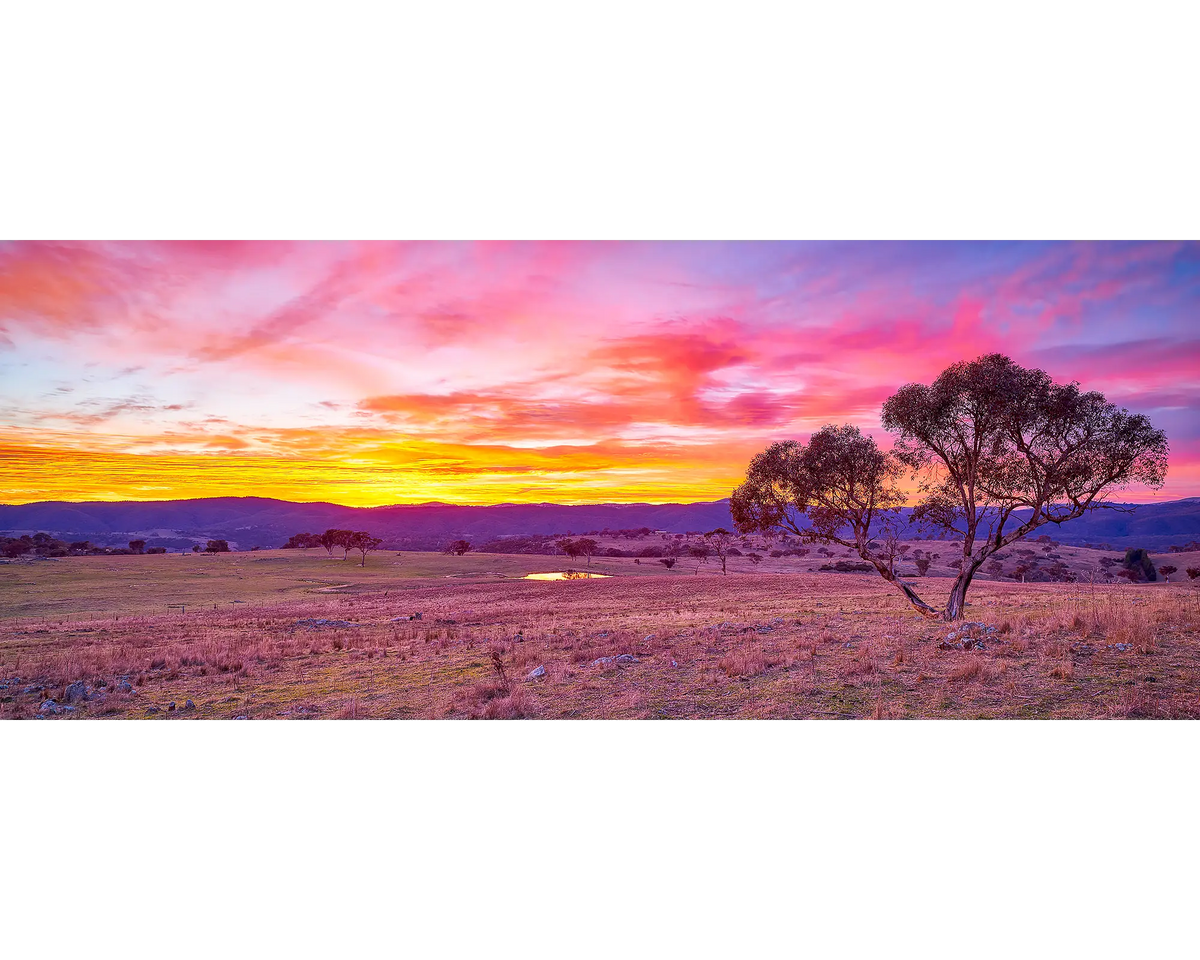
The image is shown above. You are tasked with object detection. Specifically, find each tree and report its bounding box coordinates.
[883,355,1167,615]
[445,539,471,556]
[1122,548,1157,582]
[1187,567,1200,580]
[574,537,599,567]
[915,557,932,577]
[128,539,146,554]
[317,529,352,559]
[732,355,1169,621]
[658,557,677,571]
[192,544,201,553]
[346,531,383,567]
[205,539,230,553]
[1158,564,1177,582]
[747,552,763,567]
[283,532,320,551]
[704,528,735,575]
[688,543,711,574]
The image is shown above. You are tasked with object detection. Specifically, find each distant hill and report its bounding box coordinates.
[1,496,1198,552]
[0,497,738,551]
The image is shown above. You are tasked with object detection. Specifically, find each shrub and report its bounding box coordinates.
[1123,548,1156,582]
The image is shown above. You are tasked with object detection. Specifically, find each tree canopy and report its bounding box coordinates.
[346,531,383,567]
[732,354,1169,620]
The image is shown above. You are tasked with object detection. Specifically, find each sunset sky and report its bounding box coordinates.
[1,240,1197,506]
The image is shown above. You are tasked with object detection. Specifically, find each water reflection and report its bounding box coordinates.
[523,570,612,580]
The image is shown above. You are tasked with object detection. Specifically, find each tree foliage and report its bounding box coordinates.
[704,528,735,574]
[732,354,1169,620]
[318,529,353,559]
[1122,548,1157,582]
[573,538,599,566]
[346,531,383,567]
[283,532,321,551]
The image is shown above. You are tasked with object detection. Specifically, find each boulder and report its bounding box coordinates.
[64,681,87,703]
[39,699,62,714]
[117,680,134,693]
[526,665,546,680]
[183,699,195,711]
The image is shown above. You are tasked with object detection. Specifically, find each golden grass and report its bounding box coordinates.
[1,563,1198,719]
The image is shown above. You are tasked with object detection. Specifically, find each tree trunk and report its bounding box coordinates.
[865,556,940,619]
[943,565,980,621]
[892,577,941,619]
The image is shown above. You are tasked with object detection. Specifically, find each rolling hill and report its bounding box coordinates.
[1,496,1198,551]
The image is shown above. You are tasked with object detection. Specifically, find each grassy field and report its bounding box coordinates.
[2,548,1198,719]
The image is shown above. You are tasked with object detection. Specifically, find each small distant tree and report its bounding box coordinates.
[446,539,471,556]
[1158,564,1177,582]
[347,531,383,567]
[658,557,677,571]
[1123,548,1156,582]
[747,552,763,567]
[191,544,201,553]
[704,528,735,575]
[1186,567,1200,580]
[915,557,932,577]
[205,539,230,553]
[128,539,146,554]
[688,543,711,574]
[318,529,353,559]
[283,532,320,551]
[574,537,599,567]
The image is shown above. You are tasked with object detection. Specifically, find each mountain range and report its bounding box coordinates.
[2,496,1200,552]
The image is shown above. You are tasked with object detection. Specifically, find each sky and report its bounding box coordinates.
[0,240,1197,506]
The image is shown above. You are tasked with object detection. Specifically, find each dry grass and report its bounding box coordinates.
[1,568,1198,719]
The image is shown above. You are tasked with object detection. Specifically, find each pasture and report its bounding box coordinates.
[2,549,1198,719]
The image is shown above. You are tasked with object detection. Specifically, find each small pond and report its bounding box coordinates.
[523,570,613,580]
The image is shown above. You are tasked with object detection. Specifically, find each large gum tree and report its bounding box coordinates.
[730,354,1169,621]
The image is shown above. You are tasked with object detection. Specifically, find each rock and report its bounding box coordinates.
[118,681,133,693]
[670,659,678,668]
[526,665,546,680]
[183,699,195,711]
[168,701,177,711]
[294,618,360,629]
[643,634,656,642]
[64,681,88,703]
[234,715,249,720]
[591,654,638,667]
[39,699,62,714]
[145,705,160,714]
[23,685,43,696]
